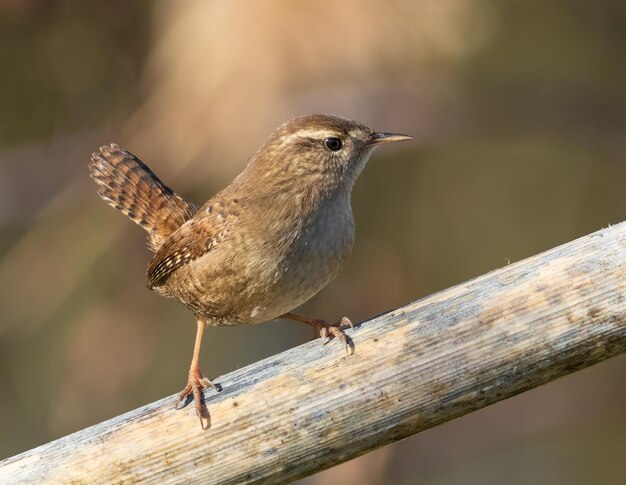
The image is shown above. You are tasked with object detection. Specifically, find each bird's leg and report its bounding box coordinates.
[281,312,354,354]
[175,316,215,428]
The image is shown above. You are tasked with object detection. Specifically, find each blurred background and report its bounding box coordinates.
[1,0,625,483]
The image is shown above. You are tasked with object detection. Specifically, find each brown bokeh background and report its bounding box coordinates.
[1,1,625,483]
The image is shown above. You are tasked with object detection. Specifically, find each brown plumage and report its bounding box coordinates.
[89,144,197,251]
[89,114,411,427]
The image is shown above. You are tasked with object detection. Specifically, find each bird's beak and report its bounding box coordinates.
[367,132,413,145]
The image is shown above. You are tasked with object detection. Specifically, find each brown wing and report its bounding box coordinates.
[89,144,197,251]
[146,214,227,289]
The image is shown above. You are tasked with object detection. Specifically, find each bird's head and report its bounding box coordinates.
[245,114,412,193]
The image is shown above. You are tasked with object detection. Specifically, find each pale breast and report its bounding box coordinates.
[165,192,355,325]
[257,194,355,320]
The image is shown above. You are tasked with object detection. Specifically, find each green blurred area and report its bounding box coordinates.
[0,1,625,484]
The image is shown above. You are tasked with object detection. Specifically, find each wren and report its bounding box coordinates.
[89,114,411,427]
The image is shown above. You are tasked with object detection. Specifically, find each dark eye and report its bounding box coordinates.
[324,137,342,151]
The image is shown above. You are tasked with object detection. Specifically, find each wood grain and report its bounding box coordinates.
[2,223,626,484]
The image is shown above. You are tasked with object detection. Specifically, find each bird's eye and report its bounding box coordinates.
[324,137,342,151]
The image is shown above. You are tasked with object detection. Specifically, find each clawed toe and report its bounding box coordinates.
[282,312,355,355]
[339,317,354,329]
[175,366,215,428]
[175,385,192,410]
[199,377,213,388]
[316,318,354,355]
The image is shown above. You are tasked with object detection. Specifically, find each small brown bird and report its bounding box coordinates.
[89,114,411,426]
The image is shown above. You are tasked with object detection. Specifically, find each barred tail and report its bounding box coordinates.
[89,144,197,251]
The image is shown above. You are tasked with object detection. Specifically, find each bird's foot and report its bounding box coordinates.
[309,317,354,355]
[282,312,355,354]
[175,365,215,428]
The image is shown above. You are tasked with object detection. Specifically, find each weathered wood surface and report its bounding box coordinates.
[2,223,626,484]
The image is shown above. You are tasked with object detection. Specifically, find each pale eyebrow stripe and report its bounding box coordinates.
[280,128,342,144]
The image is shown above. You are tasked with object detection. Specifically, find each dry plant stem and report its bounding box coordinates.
[1,223,626,485]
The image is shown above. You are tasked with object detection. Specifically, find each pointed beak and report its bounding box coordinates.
[367,132,413,146]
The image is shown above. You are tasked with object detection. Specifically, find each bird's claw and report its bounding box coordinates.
[175,365,215,429]
[313,317,354,354]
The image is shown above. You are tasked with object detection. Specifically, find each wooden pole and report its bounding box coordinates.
[2,223,626,484]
